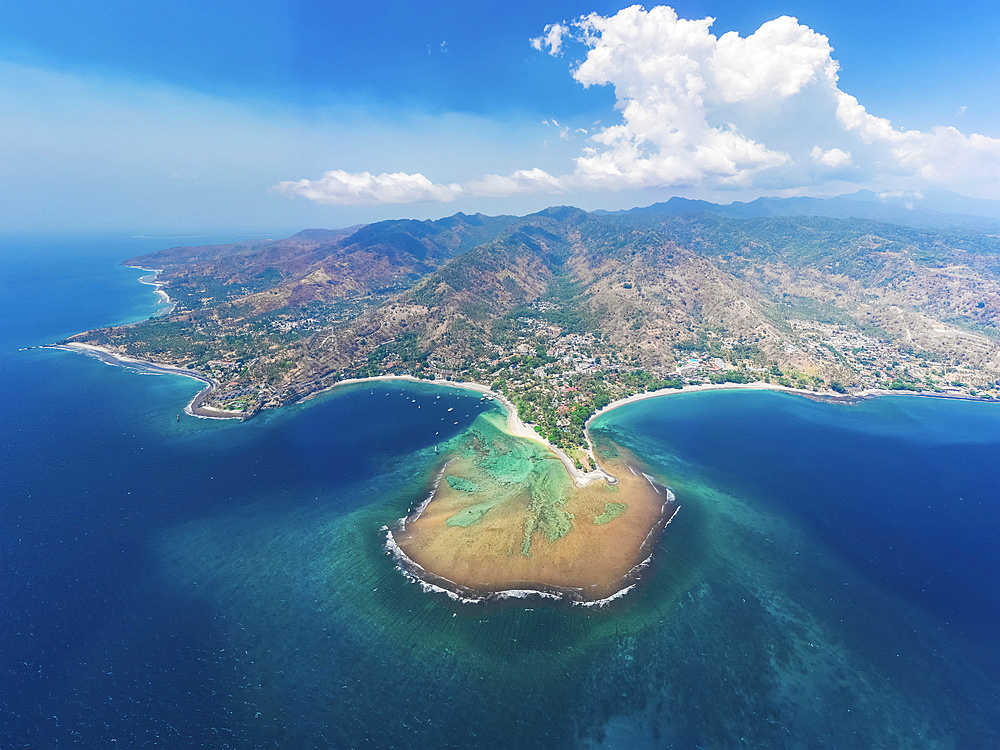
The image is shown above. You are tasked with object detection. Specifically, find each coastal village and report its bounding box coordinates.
[116,295,999,460]
[68,211,1000,446]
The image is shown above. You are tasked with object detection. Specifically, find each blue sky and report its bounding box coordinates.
[2,1,998,233]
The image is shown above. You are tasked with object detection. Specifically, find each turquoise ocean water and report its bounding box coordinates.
[2,235,998,748]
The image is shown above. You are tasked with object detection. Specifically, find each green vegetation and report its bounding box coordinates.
[445,475,480,493]
[778,295,854,325]
[74,208,999,419]
[445,499,500,527]
[521,450,575,555]
[594,501,628,525]
[708,370,750,384]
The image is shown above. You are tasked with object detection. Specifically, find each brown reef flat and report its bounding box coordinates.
[389,414,677,603]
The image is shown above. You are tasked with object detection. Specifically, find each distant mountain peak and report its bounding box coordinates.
[620,190,1000,232]
[291,228,348,240]
[527,205,589,221]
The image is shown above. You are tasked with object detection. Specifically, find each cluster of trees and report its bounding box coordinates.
[675,330,768,367]
[84,319,210,362]
[708,370,751,384]
[263,358,293,384]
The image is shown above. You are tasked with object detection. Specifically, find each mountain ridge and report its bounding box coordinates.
[72,197,1000,451]
[605,189,1000,233]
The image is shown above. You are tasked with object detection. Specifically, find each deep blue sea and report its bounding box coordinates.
[2,234,998,748]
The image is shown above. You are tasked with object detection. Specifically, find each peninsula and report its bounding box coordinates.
[57,199,1000,600]
[63,203,999,462]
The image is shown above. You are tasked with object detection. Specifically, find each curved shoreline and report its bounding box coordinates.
[125,266,177,316]
[49,342,244,420]
[49,336,988,438]
[585,382,861,433]
[305,374,618,487]
[584,380,993,433]
[383,484,681,607]
[46,347,680,605]
[51,343,987,607]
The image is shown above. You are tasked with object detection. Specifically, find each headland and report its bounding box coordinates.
[51,342,243,420]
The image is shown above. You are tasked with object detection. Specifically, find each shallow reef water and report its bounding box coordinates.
[391,407,672,601]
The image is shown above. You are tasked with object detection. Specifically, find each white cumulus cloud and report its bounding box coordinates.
[712,16,839,103]
[811,146,853,168]
[272,170,463,205]
[466,168,563,197]
[272,168,563,205]
[834,92,1000,185]
[274,6,1000,207]
[537,5,1000,197]
[552,6,825,188]
[530,22,569,56]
